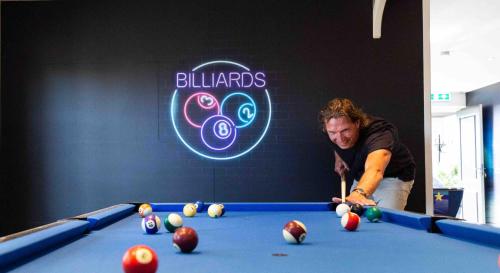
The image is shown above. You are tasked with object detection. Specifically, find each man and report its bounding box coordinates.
[319,98,416,210]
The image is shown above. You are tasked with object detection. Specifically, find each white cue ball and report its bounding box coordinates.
[336,203,351,217]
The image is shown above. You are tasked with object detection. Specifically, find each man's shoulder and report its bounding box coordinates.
[364,116,396,134]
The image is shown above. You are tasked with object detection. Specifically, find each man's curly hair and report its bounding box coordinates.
[318,98,371,131]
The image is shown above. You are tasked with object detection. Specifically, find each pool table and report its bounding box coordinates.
[1,203,499,273]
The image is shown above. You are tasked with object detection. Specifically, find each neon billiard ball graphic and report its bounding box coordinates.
[170,60,272,160]
[183,92,220,128]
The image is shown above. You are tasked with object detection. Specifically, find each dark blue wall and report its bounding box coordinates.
[1,0,425,235]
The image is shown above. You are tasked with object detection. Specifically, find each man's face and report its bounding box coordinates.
[324,116,360,149]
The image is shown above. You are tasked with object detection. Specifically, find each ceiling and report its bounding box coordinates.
[430,0,500,93]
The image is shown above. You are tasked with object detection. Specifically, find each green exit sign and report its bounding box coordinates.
[431,93,451,101]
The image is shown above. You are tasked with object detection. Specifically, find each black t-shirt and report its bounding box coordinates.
[332,117,416,181]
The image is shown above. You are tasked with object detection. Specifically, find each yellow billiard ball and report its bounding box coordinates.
[183,203,197,217]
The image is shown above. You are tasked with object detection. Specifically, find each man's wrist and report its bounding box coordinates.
[352,188,369,198]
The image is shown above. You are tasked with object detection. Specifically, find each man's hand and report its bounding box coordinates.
[345,191,376,206]
[334,151,349,176]
[331,192,376,206]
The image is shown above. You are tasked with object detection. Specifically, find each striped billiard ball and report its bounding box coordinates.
[282,220,307,244]
[341,212,360,231]
[164,213,183,233]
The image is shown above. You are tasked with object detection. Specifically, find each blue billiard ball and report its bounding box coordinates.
[219,203,225,216]
[194,201,205,213]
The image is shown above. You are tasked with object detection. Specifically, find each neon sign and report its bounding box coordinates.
[170,60,272,160]
[176,72,266,88]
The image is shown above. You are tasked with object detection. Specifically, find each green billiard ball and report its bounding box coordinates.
[365,207,382,222]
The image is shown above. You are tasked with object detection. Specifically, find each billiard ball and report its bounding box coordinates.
[173,227,198,253]
[282,220,307,244]
[183,203,197,217]
[218,203,225,216]
[336,203,350,217]
[207,204,222,218]
[142,214,161,234]
[194,201,205,213]
[365,206,383,222]
[350,203,365,216]
[341,212,360,231]
[122,245,158,273]
[164,213,183,233]
[138,203,153,218]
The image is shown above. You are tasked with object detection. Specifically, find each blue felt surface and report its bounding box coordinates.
[154,203,433,230]
[436,219,500,248]
[0,220,89,269]
[6,210,500,273]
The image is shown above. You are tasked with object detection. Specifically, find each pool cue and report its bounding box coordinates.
[341,173,346,204]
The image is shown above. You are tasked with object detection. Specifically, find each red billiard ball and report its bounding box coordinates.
[122,245,158,273]
[173,227,198,253]
[341,212,360,231]
[282,220,307,244]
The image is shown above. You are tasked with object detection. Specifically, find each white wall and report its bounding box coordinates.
[431,92,466,117]
[431,115,461,188]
